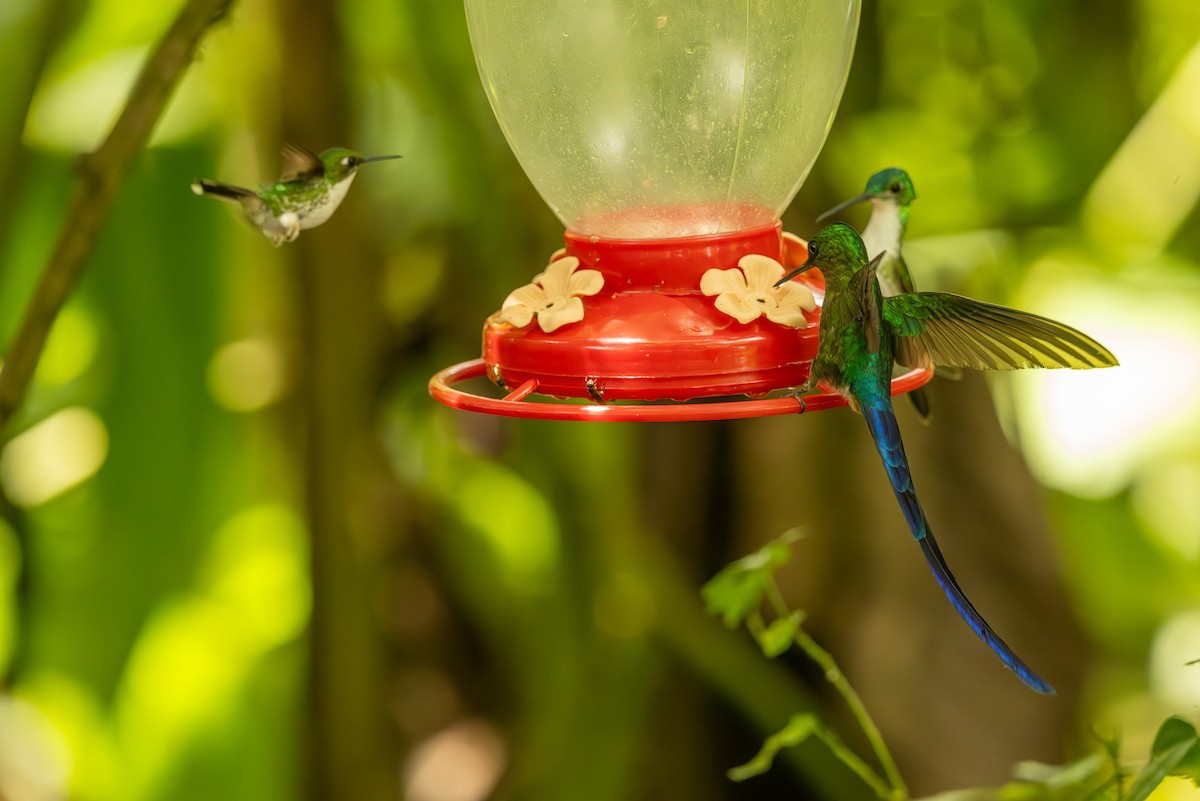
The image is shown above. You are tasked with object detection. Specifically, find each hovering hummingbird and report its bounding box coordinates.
[819,168,936,421]
[776,223,1118,694]
[191,145,401,246]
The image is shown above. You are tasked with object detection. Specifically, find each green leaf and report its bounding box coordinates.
[702,528,804,627]
[701,567,764,628]
[1126,717,1200,801]
[728,713,818,781]
[1151,716,1198,756]
[756,611,804,658]
[1178,745,1200,786]
[918,750,1117,801]
[1150,716,1200,785]
[914,789,1002,801]
[1010,753,1108,789]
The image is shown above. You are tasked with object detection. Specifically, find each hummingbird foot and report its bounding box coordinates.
[278,212,301,243]
[788,389,810,414]
[788,375,823,414]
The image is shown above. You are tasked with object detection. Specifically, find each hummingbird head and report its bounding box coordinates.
[774,223,869,287]
[862,167,916,206]
[319,148,402,182]
[816,167,917,222]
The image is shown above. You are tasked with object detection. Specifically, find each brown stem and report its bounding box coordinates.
[0,0,84,268]
[0,0,235,437]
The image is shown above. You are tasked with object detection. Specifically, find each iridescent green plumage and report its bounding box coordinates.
[775,222,1117,694]
[820,167,930,418]
[191,145,401,246]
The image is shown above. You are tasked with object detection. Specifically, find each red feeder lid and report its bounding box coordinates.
[484,222,822,401]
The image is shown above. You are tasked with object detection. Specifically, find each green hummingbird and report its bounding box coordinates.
[819,167,918,296]
[819,168,937,421]
[191,145,401,246]
[776,223,1118,694]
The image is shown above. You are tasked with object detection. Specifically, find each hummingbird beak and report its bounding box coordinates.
[359,154,403,164]
[815,191,873,223]
[774,254,815,287]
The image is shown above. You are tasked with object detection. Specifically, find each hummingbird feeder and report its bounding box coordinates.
[429,0,932,421]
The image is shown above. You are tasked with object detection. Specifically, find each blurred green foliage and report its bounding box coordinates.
[0,0,1199,800]
[707,534,1200,800]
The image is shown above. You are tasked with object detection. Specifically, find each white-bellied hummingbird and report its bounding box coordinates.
[819,168,937,420]
[192,144,400,246]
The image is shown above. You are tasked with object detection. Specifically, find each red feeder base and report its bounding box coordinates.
[484,221,820,401]
[428,360,934,422]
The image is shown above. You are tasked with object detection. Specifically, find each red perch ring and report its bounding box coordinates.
[428,360,934,422]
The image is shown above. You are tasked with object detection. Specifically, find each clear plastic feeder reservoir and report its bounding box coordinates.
[467,0,860,237]
[431,0,879,419]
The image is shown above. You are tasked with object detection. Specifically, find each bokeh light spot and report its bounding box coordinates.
[457,463,560,595]
[403,719,506,801]
[26,48,144,152]
[1149,609,1200,708]
[1132,461,1200,561]
[37,305,99,386]
[0,694,71,801]
[1011,269,1200,497]
[200,504,310,646]
[0,407,109,507]
[206,338,287,412]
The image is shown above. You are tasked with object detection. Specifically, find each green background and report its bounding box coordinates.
[1,0,1198,799]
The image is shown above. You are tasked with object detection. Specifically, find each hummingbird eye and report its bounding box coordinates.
[889,182,902,194]
[341,156,356,167]
[808,242,820,257]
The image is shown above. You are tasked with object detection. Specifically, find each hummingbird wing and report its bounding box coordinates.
[906,383,933,422]
[884,257,938,421]
[850,253,885,355]
[883,292,1118,371]
[891,254,917,295]
[279,144,324,182]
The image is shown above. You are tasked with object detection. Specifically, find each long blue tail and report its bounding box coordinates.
[861,403,1056,695]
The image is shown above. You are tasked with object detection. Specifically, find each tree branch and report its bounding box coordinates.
[0,0,84,266]
[0,0,235,436]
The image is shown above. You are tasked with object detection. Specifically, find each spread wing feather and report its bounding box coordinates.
[892,254,916,295]
[279,144,323,182]
[884,292,1118,371]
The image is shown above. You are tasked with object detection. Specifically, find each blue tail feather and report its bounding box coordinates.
[919,535,1055,694]
[861,404,1056,695]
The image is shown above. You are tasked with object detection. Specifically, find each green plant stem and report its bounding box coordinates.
[765,578,909,801]
[645,542,872,800]
[0,0,234,438]
[810,722,899,801]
